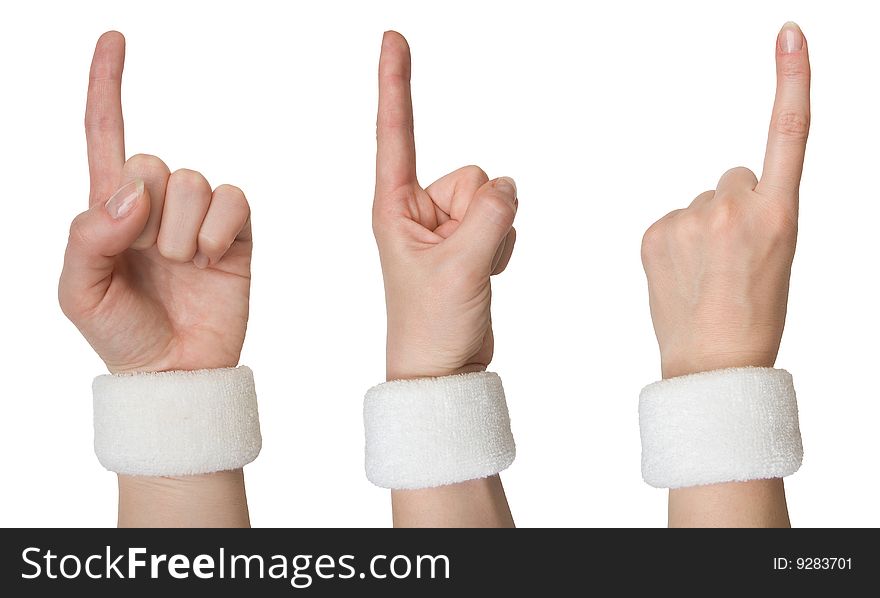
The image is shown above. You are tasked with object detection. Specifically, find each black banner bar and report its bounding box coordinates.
[2,529,874,594]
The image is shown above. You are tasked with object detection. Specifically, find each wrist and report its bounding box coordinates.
[106,353,242,376]
[386,362,486,382]
[386,334,490,381]
[660,349,777,379]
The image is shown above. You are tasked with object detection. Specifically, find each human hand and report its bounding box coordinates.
[59,32,252,374]
[372,31,518,381]
[641,23,810,379]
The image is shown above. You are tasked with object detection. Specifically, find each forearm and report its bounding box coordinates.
[118,470,250,528]
[391,476,514,528]
[661,361,791,528]
[380,367,516,527]
[669,479,790,528]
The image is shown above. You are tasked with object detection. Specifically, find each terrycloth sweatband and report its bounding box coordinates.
[93,366,261,476]
[364,372,515,489]
[639,367,803,489]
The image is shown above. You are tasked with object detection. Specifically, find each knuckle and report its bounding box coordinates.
[460,165,489,185]
[712,186,735,202]
[780,58,808,81]
[766,205,799,239]
[84,103,121,131]
[772,110,810,140]
[690,190,715,206]
[170,168,210,191]
[125,154,170,176]
[214,183,245,199]
[710,185,742,206]
[197,233,228,255]
[674,209,705,240]
[480,191,515,222]
[707,199,741,233]
[724,166,756,180]
[640,223,665,263]
[67,212,92,248]
[214,184,250,211]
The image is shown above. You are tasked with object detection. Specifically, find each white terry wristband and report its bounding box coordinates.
[93,366,261,476]
[639,367,803,489]
[363,372,516,490]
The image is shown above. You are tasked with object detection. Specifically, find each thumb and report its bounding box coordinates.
[448,176,518,268]
[59,179,150,320]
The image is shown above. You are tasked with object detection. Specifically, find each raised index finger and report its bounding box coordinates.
[85,31,126,206]
[375,31,417,195]
[755,22,811,200]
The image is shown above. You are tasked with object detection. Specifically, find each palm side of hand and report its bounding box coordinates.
[60,32,252,375]
[373,32,517,380]
[380,181,496,377]
[83,243,251,373]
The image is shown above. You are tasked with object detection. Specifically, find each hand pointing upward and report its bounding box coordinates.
[641,22,811,379]
[373,31,519,381]
[59,32,253,374]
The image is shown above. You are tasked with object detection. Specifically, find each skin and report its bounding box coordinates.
[58,32,253,527]
[373,32,517,528]
[641,23,810,528]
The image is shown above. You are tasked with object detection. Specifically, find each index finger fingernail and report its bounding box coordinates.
[780,22,804,54]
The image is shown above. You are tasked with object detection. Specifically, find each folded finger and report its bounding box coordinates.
[195,185,251,268]
[157,169,212,262]
[120,154,171,250]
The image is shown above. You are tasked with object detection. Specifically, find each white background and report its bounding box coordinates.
[0,0,877,527]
